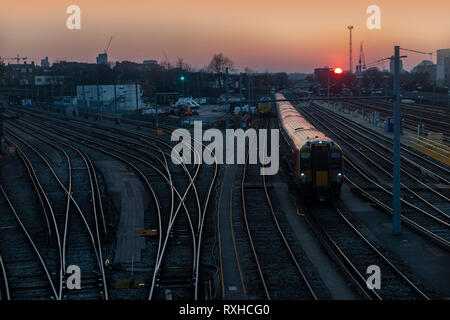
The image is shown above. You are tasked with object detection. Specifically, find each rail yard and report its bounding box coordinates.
[0,91,448,301]
[1,2,450,308]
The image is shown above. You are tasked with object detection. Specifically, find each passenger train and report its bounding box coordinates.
[276,93,343,200]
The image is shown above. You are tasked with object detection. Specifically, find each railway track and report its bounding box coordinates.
[5,106,218,300]
[0,253,10,300]
[315,103,449,184]
[4,123,108,299]
[305,105,450,219]
[9,115,185,299]
[342,99,450,143]
[304,203,430,300]
[0,184,58,299]
[298,105,450,250]
[240,120,317,300]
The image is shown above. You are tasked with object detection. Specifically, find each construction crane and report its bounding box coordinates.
[162,50,171,69]
[356,42,366,73]
[104,36,113,54]
[1,54,28,64]
[400,48,433,59]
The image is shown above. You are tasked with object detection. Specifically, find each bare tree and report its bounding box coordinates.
[176,57,193,72]
[207,53,234,88]
[244,67,255,74]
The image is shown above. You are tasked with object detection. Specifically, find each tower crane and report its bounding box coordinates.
[104,36,113,54]
[356,42,366,73]
[162,50,171,69]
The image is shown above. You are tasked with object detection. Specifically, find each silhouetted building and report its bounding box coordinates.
[34,75,65,86]
[96,53,108,65]
[4,61,36,85]
[41,57,50,68]
[314,67,331,87]
[412,60,436,80]
[436,49,450,87]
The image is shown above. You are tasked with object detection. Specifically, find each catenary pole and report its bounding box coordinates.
[392,45,402,235]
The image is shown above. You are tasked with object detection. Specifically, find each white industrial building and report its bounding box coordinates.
[76,84,145,112]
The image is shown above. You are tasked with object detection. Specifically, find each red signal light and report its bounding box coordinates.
[334,67,343,74]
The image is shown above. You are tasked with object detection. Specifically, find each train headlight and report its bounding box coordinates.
[300,173,307,183]
[336,172,342,182]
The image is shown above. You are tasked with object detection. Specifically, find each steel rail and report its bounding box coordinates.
[261,120,318,300]
[0,253,10,300]
[0,185,59,299]
[301,108,450,224]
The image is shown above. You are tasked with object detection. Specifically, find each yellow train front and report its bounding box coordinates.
[258,101,272,114]
[276,93,343,201]
[258,97,273,116]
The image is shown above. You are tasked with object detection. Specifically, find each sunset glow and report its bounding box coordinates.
[1,0,450,72]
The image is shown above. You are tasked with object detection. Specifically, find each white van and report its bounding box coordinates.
[173,97,200,109]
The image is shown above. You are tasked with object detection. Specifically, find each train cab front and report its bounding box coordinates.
[298,141,343,201]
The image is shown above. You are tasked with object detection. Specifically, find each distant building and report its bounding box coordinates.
[288,73,309,81]
[55,96,78,107]
[314,67,331,87]
[34,75,65,86]
[412,60,434,73]
[143,60,158,65]
[411,60,436,81]
[4,61,36,85]
[436,49,450,87]
[445,57,450,87]
[76,83,144,112]
[96,53,108,65]
[41,57,50,68]
[389,56,403,74]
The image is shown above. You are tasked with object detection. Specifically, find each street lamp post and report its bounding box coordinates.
[180,75,185,96]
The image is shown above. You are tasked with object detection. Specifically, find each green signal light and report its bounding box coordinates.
[180,76,185,81]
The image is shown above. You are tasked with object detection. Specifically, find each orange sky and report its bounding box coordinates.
[1,0,449,72]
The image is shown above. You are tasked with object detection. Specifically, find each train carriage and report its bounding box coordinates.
[276,93,343,200]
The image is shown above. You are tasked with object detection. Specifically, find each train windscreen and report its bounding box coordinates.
[312,145,330,170]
